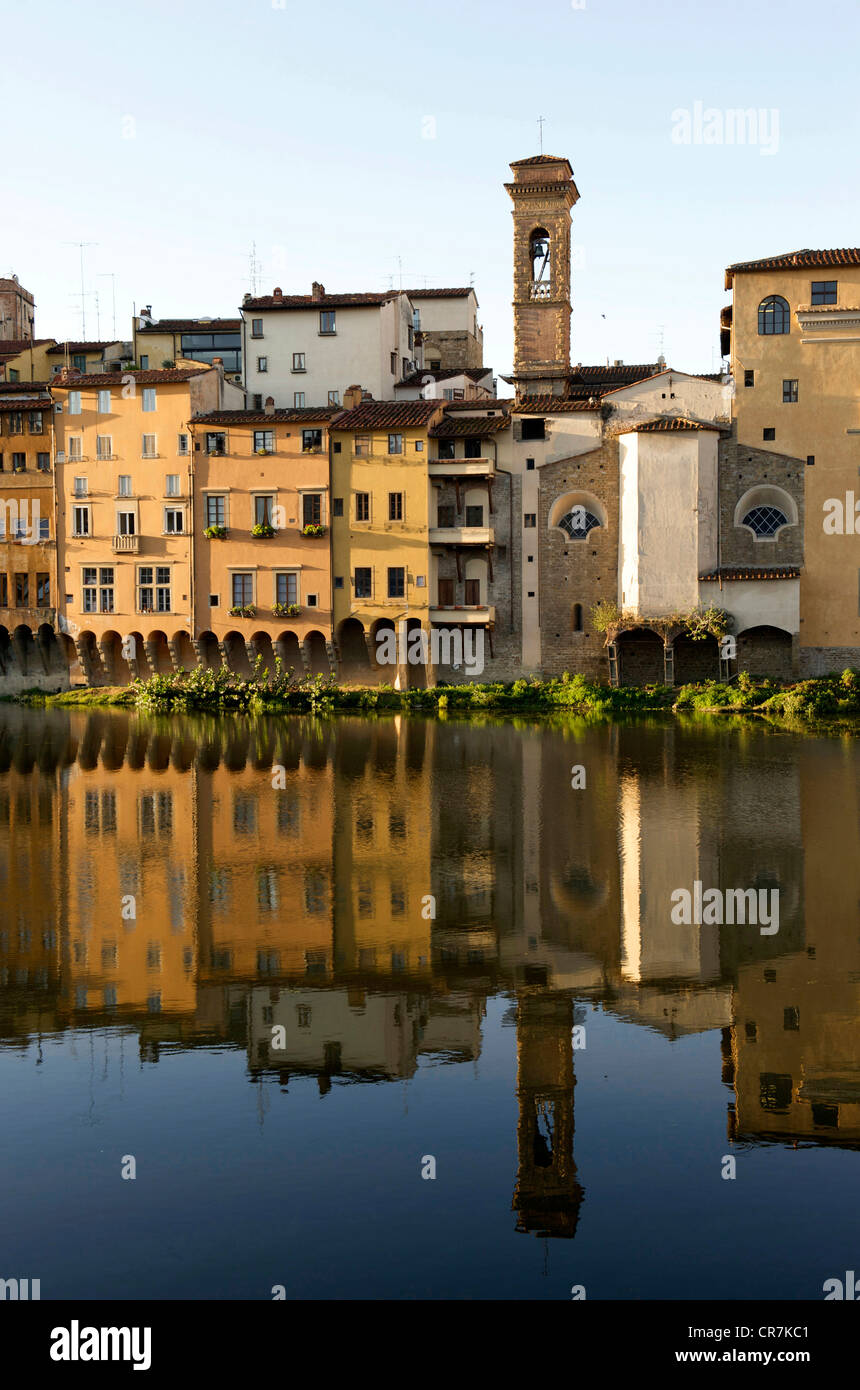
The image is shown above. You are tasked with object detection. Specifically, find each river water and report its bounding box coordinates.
[0,704,858,1299]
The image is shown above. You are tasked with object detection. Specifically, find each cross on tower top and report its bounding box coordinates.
[537,115,546,154]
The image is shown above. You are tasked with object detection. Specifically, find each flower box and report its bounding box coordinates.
[273,602,301,618]
[301,523,326,538]
[204,524,227,539]
[251,522,277,538]
[228,604,256,618]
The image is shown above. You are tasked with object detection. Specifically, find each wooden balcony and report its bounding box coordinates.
[112,534,139,553]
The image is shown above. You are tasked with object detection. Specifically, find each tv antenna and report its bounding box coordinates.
[99,273,118,340]
[537,115,546,154]
[65,241,97,338]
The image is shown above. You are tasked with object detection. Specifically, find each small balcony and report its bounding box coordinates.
[429,457,495,478]
[113,533,139,553]
[430,605,495,626]
[429,525,494,546]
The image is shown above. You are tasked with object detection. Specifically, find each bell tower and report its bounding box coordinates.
[505,155,579,394]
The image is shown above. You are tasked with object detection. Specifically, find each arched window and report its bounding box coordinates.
[529,228,550,299]
[572,603,583,632]
[742,505,788,538]
[758,295,790,335]
[559,506,601,540]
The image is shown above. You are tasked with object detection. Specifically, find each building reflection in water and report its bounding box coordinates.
[1,705,859,1246]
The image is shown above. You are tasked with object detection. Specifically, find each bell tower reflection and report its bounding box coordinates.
[513,989,583,1238]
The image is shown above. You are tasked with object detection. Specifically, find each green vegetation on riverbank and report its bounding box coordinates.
[19,663,860,729]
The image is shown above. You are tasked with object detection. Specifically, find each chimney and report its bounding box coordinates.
[264,396,275,415]
[273,287,283,299]
[613,359,623,367]
[311,281,325,301]
[342,384,363,411]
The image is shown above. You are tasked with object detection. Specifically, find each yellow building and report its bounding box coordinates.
[0,384,59,688]
[52,365,236,683]
[133,313,242,381]
[331,395,442,682]
[725,249,860,670]
[189,404,338,677]
[0,338,57,383]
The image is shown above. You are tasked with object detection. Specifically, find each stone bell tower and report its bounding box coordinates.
[505,155,579,394]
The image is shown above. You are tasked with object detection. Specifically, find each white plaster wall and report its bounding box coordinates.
[698,579,799,635]
[630,434,702,615]
[409,291,477,336]
[607,371,731,425]
[618,434,640,611]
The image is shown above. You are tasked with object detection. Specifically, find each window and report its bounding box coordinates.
[572,602,583,632]
[141,433,157,457]
[67,391,81,415]
[390,351,398,375]
[783,379,798,403]
[68,437,83,461]
[0,574,6,605]
[354,435,371,456]
[99,567,114,613]
[302,428,322,452]
[73,506,90,536]
[437,439,455,460]
[560,506,601,540]
[276,572,298,606]
[15,572,28,606]
[303,493,322,527]
[205,495,225,526]
[388,434,403,455]
[177,433,189,455]
[253,394,262,411]
[38,518,49,541]
[142,388,156,412]
[11,452,25,472]
[521,417,545,441]
[254,495,274,526]
[294,392,306,408]
[165,473,180,495]
[388,492,403,521]
[206,432,226,456]
[465,504,483,527]
[36,453,50,471]
[117,510,136,536]
[744,369,755,387]
[94,435,111,460]
[402,357,410,378]
[72,354,86,372]
[465,438,482,459]
[437,504,455,528]
[523,513,536,528]
[387,566,405,598]
[334,576,344,589]
[82,567,97,611]
[117,474,132,496]
[97,389,111,413]
[164,508,184,534]
[253,429,274,453]
[138,565,171,612]
[139,354,149,370]
[355,492,370,521]
[251,318,263,338]
[231,573,253,607]
[464,578,480,605]
[320,310,336,334]
[526,457,535,470]
[328,389,340,406]
[811,280,837,305]
[437,577,454,605]
[414,440,423,452]
[763,427,775,441]
[257,356,268,372]
[354,567,372,598]
[758,295,790,335]
[742,505,788,538]
[332,497,344,517]
[36,573,49,606]
[292,352,305,371]
[73,474,88,496]
[8,411,23,434]
[28,411,43,434]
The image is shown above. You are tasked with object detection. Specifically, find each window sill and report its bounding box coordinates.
[318,331,337,337]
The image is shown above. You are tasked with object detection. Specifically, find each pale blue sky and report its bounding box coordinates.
[5,0,859,376]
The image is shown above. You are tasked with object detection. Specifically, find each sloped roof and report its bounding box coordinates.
[52,367,209,387]
[243,291,398,311]
[332,399,441,430]
[191,408,339,426]
[725,248,860,288]
[430,415,510,437]
[138,318,241,334]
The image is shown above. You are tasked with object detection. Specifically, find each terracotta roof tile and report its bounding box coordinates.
[515,395,598,413]
[0,379,52,392]
[137,318,241,334]
[0,395,50,411]
[243,291,398,311]
[624,416,723,433]
[699,566,801,581]
[441,398,512,411]
[332,400,441,430]
[430,415,510,437]
[46,340,125,355]
[52,367,210,387]
[191,408,339,426]
[404,287,473,299]
[725,248,860,287]
[0,338,54,355]
[398,366,491,388]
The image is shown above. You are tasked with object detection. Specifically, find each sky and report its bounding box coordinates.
[4,0,859,377]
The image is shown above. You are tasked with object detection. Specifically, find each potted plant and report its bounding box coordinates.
[204,523,227,539]
[301,523,326,538]
[273,601,301,618]
[255,446,271,456]
[228,604,256,618]
[251,521,277,538]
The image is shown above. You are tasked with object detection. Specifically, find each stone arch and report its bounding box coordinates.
[172,631,197,673]
[736,624,793,681]
[58,632,80,681]
[146,630,173,676]
[223,630,251,676]
[77,630,104,685]
[37,623,63,674]
[370,617,396,670]
[0,625,12,675]
[616,627,665,687]
[337,617,371,672]
[304,629,330,676]
[274,630,303,676]
[249,631,276,680]
[548,489,607,539]
[404,616,428,688]
[101,630,132,685]
[12,624,36,676]
[673,632,719,684]
[197,631,221,670]
[734,485,798,540]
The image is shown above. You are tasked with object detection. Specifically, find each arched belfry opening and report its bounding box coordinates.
[505,154,579,393]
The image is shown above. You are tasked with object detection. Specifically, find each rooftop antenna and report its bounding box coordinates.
[656,324,665,363]
[537,115,546,154]
[99,273,118,339]
[249,240,260,296]
[65,241,97,339]
[469,269,475,287]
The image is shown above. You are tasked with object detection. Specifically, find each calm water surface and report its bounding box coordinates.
[0,705,858,1299]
